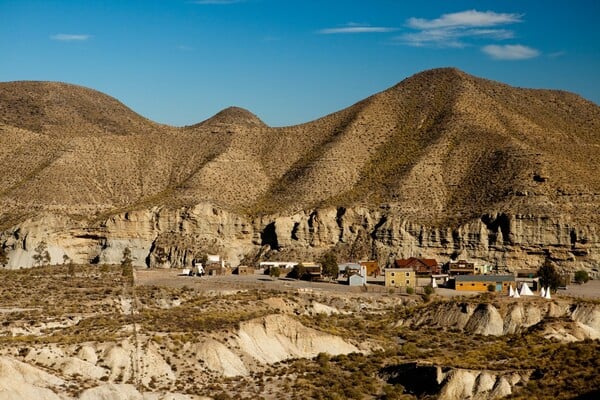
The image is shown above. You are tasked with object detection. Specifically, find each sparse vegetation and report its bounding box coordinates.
[268,266,281,279]
[574,270,590,284]
[121,247,134,284]
[32,241,51,266]
[0,265,598,399]
[0,246,8,267]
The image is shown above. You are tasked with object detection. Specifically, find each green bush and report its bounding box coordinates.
[574,270,590,284]
[406,287,414,295]
[288,263,306,280]
[269,266,281,279]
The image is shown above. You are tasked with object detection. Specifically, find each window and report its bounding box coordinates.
[391,280,395,285]
[391,272,395,277]
[405,272,410,277]
[406,280,410,285]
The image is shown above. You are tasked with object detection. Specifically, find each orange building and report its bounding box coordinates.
[454,275,515,293]
[360,260,380,277]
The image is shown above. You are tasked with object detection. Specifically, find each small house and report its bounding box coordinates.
[516,269,537,278]
[259,261,297,276]
[234,265,253,275]
[395,257,440,275]
[301,262,323,281]
[348,273,366,286]
[385,268,416,289]
[446,260,476,276]
[453,275,516,293]
[205,265,231,276]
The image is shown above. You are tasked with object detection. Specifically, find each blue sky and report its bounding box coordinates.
[1,0,598,127]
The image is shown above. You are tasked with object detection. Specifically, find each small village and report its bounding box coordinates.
[179,255,566,298]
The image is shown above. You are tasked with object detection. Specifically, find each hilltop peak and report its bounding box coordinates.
[197,106,267,129]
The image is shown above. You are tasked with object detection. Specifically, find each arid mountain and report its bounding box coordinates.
[1,68,599,271]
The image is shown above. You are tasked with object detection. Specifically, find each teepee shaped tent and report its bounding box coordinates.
[544,286,551,299]
[513,289,520,298]
[508,285,515,297]
[520,282,534,296]
[540,287,546,297]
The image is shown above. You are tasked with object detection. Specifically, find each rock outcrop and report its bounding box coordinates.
[236,314,359,364]
[381,362,531,400]
[407,300,600,340]
[0,356,64,400]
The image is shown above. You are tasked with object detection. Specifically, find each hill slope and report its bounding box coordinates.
[1,68,598,226]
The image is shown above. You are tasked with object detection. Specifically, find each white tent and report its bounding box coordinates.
[513,289,520,298]
[519,282,534,296]
[540,287,546,297]
[508,285,515,297]
[544,286,551,299]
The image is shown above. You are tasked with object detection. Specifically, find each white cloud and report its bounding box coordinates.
[401,27,514,48]
[407,10,522,29]
[482,44,540,60]
[401,9,522,47]
[50,34,90,41]
[318,23,397,34]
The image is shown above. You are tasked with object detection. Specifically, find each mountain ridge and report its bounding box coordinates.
[1,67,600,271]
[0,67,599,225]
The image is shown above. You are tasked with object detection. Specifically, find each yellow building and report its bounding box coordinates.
[454,275,515,293]
[385,268,416,289]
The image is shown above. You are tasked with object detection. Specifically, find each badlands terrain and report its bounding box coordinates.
[0,68,599,274]
[0,68,599,399]
[0,265,599,399]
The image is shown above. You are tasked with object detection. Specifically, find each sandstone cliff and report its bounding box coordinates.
[2,205,598,278]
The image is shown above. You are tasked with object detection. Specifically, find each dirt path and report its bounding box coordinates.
[561,279,600,299]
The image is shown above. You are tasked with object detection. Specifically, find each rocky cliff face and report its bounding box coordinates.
[2,204,598,278]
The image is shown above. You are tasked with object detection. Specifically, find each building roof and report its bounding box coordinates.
[455,274,515,282]
[395,257,438,268]
[386,268,414,273]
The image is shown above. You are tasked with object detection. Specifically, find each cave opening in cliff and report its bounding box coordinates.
[261,222,279,250]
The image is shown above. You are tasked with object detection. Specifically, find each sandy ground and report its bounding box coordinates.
[135,269,599,300]
[136,269,480,299]
[561,279,600,299]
